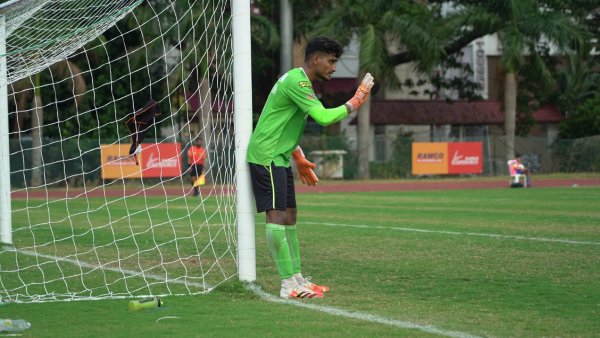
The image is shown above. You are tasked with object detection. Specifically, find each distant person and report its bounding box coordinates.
[187,138,207,196]
[509,153,531,187]
[246,36,374,298]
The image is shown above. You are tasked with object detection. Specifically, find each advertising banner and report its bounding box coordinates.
[412,142,448,175]
[447,142,483,174]
[139,143,182,178]
[101,143,182,179]
[100,144,142,179]
[412,142,482,175]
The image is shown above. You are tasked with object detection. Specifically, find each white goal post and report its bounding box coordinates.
[0,0,255,303]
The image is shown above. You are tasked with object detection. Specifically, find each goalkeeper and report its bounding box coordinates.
[247,36,374,299]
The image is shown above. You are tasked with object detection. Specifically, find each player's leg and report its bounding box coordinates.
[282,167,329,295]
[189,164,199,196]
[283,167,301,274]
[249,164,319,298]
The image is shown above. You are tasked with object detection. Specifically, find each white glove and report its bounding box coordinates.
[346,73,375,112]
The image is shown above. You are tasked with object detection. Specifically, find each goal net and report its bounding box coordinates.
[0,0,244,302]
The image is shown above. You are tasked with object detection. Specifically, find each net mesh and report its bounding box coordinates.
[0,0,237,302]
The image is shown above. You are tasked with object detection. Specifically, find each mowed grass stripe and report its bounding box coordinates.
[301,221,600,245]
[296,187,600,240]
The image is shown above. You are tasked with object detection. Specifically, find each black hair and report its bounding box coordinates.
[304,36,343,61]
[515,152,521,158]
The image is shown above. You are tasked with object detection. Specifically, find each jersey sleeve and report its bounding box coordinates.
[283,76,348,126]
[283,78,322,114]
[307,105,348,126]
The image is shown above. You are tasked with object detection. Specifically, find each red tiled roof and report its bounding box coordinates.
[349,100,563,125]
[533,105,563,123]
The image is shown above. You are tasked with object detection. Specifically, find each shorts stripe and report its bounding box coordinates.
[264,165,275,210]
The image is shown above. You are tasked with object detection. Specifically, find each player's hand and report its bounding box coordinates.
[292,149,319,186]
[346,73,375,112]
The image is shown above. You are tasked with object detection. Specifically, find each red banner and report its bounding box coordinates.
[140,143,182,178]
[447,142,483,174]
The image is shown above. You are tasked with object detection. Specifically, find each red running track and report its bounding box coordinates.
[10,177,600,199]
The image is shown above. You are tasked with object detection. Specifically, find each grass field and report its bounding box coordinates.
[1,184,599,337]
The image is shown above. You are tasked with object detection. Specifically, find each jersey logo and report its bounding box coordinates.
[306,93,317,100]
[298,81,312,89]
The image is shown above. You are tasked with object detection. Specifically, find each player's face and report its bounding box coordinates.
[314,53,338,81]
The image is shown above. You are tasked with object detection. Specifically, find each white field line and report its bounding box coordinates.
[302,221,600,246]
[16,249,483,337]
[13,249,213,299]
[246,283,483,338]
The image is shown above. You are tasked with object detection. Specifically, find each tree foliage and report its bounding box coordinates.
[8,1,281,141]
[559,94,600,139]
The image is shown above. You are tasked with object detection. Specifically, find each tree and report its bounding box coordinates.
[559,93,600,139]
[308,1,452,179]
[447,1,589,160]
[9,60,86,186]
[554,54,599,117]
[302,1,592,171]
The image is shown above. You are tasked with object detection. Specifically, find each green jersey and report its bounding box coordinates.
[247,67,348,167]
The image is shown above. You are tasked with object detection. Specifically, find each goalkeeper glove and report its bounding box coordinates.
[346,73,375,112]
[292,148,319,186]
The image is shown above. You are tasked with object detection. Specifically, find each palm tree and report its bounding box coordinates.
[310,1,449,179]
[554,54,599,117]
[311,1,589,169]
[457,1,588,161]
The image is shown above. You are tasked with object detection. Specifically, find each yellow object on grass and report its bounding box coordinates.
[193,174,205,188]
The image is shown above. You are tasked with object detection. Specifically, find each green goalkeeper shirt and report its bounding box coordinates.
[247,67,348,167]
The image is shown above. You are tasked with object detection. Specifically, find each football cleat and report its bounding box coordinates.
[280,285,322,299]
[300,276,330,295]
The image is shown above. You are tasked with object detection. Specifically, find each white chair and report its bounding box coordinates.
[507,160,528,187]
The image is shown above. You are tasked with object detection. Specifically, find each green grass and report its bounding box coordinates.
[2,185,600,337]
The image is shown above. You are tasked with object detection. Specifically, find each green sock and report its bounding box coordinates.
[286,225,301,274]
[265,223,294,279]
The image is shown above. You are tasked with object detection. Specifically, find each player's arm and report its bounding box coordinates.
[306,105,348,126]
[286,83,347,126]
[306,73,375,125]
[292,146,318,186]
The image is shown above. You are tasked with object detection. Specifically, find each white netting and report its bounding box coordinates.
[0,0,238,302]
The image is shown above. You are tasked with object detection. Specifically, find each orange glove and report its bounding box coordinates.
[292,148,319,186]
[346,73,375,112]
